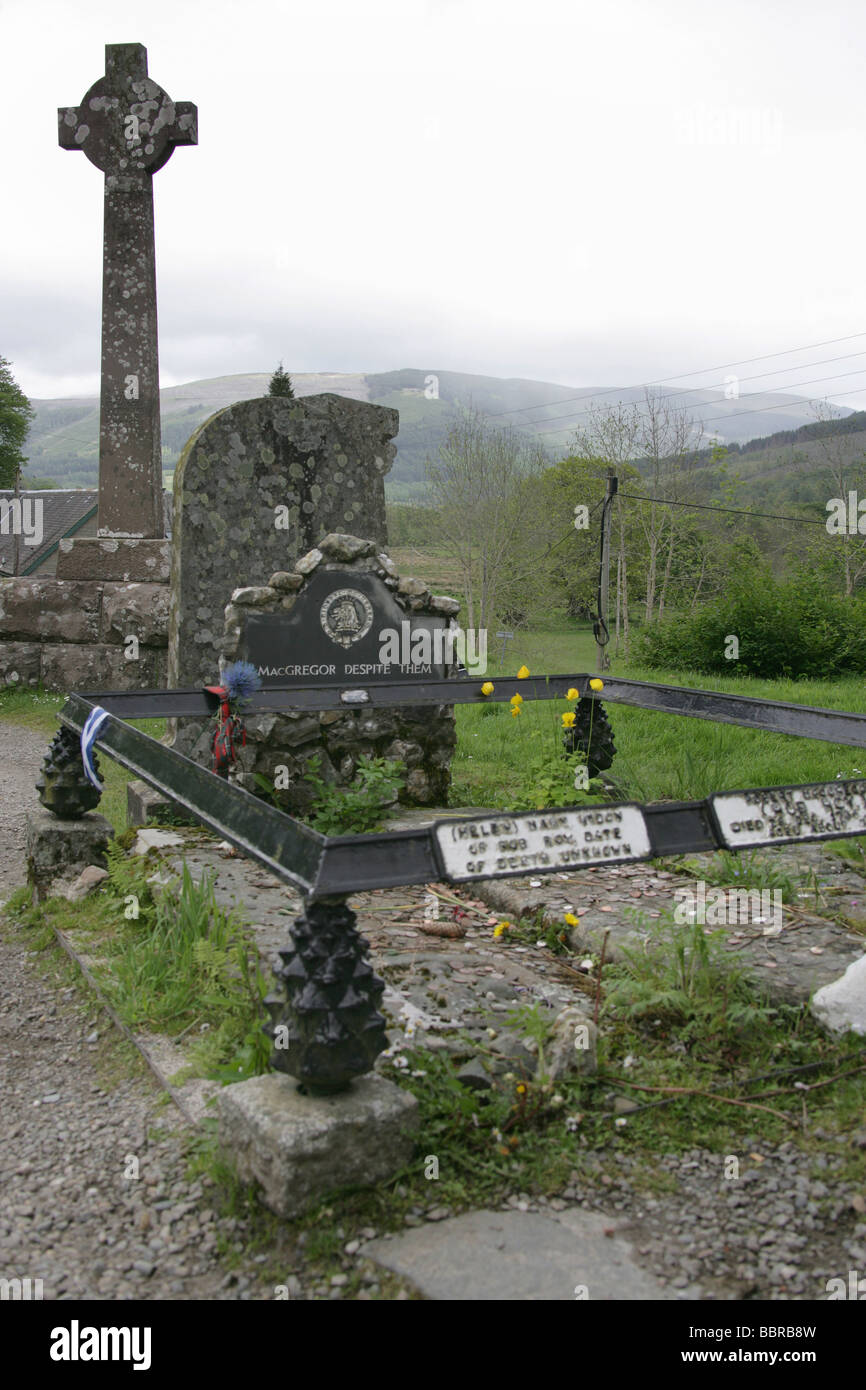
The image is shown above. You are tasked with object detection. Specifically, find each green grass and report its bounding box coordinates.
[451,624,866,810]
[96,851,271,1080]
[0,686,66,733]
[590,908,866,1152]
[4,850,271,1084]
[0,886,150,1091]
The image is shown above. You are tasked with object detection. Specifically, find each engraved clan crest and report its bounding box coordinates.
[320,588,374,648]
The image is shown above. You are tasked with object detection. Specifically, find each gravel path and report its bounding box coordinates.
[564,1140,866,1300]
[0,914,282,1300]
[0,723,279,1300]
[0,722,46,907]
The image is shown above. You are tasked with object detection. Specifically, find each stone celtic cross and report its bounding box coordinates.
[59,44,197,538]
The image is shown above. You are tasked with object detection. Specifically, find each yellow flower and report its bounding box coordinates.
[511,706,521,717]
[517,665,530,679]
[481,681,494,695]
[510,693,523,705]
[566,687,579,701]
[493,920,510,938]
[516,1083,527,1095]
[589,677,604,692]
[564,912,579,927]
[562,712,576,728]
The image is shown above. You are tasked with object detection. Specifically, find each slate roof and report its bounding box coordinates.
[0,490,97,576]
[0,490,173,576]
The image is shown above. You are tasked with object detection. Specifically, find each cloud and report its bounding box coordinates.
[4,0,866,408]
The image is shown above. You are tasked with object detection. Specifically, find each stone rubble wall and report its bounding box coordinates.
[215,533,460,810]
[0,575,169,691]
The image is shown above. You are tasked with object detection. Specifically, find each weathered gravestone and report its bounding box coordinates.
[217,534,461,810]
[167,394,397,755]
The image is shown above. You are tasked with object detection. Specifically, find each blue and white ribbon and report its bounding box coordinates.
[80,706,111,789]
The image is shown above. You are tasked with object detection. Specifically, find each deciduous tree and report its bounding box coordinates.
[425,408,545,630]
[0,357,34,489]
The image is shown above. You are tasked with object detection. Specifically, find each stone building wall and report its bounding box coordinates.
[0,495,174,692]
[0,573,169,691]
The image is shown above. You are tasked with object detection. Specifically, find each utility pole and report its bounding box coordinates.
[13,463,21,578]
[595,471,617,672]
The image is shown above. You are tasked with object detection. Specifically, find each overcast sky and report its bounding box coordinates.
[4,0,866,413]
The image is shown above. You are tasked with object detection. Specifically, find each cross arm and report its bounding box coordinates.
[58,106,87,152]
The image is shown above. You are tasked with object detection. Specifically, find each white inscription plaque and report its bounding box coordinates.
[434,805,652,883]
[711,779,866,850]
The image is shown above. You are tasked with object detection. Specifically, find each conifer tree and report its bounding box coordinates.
[268,361,295,398]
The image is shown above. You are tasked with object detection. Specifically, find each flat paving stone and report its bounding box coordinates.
[471,846,866,1008]
[361,1208,683,1300]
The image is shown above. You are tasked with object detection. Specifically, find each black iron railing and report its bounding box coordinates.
[36,675,866,1090]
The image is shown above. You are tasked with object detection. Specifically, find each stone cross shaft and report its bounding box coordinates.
[59,44,197,538]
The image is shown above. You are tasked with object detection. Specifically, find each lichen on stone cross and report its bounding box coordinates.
[58,43,197,178]
[58,45,197,541]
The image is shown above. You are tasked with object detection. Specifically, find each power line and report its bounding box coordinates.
[553,352,866,420]
[532,381,866,440]
[480,330,866,422]
[689,383,866,433]
[617,491,828,526]
[643,348,866,409]
[529,365,866,436]
[497,346,866,425]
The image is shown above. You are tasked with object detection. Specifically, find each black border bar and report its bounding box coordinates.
[73,673,866,748]
[57,695,866,897]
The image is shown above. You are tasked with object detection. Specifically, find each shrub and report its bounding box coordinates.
[635,568,866,678]
[305,754,405,834]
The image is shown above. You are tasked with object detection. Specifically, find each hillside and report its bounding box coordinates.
[23,367,847,500]
[691,410,866,513]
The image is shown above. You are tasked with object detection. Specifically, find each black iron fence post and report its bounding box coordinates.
[37,725,103,819]
[264,894,389,1094]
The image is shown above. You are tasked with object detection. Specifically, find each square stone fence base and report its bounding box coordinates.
[25,805,115,902]
[218,1072,419,1218]
[0,542,170,692]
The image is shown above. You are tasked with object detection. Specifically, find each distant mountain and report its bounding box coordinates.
[23,367,852,499]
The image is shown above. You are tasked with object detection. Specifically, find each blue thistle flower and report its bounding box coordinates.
[222,661,262,704]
